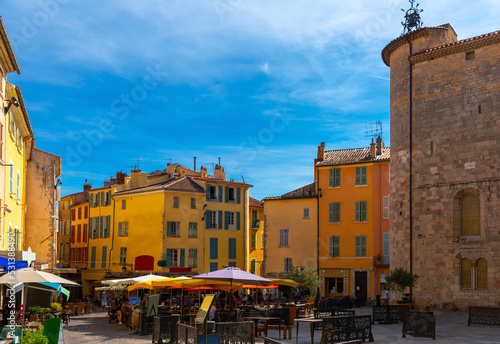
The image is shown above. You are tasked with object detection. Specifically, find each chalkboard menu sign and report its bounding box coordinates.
[195,294,215,324]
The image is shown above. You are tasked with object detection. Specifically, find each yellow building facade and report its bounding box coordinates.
[3,84,33,252]
[248,198,264,276]
[316,140,390,303]
[263,184,318,277]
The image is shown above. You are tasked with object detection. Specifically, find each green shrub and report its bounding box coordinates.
[21,328,49,344]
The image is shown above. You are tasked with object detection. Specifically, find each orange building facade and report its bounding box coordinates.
[316,138,390,303]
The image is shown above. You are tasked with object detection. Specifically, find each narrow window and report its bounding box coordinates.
[303,208,310,219]
[250,259,257,274]
[284,258,293,272]
[329,236,340,257]
[355,166,367,186]
[228,238,236,260]
[355,235,367,257]
[383,196,389,219]
[120,247,127,265]
[279,229,289,247]
[329,203,341,223]
[251,232,257,249]
[173,196,179,208]
[191,198,196,209]
[461,194,480,236]
[122,200,126,210]
[460,258,472,289]
[188,222,197,238]
[188,249,197,267]
[476,258,488,289]
[355,201,368,222]
[329,168,341,187]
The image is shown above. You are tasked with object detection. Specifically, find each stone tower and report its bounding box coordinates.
[382,24,500,310]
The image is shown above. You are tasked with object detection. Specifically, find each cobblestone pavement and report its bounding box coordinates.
[63,306,500,344]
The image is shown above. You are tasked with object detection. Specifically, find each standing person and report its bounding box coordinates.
[385,290,390,305]
[102,292,108,308]
[208,301,217,321]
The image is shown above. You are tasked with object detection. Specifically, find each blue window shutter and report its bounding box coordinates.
[96,193,100,206]
[206,185,210,201]
[228,238,236,260]
[355,201,360,222]
[177,222,181,236]
[224,211,229,230]
[218,211,223,229]
[218,186,223,203]
[100,216,103,238]
[107,191,111,205]
[166,248,171,267]
[210,238,218,259]
[167,221,172,236]
[180,249,185,267]
[236,212,241,230]
[206,210,210,229]
[118,222,122,236]
[225,186,229,203]
[236,188,241,204]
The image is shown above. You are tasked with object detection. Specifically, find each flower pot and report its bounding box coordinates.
[305,299,314,304]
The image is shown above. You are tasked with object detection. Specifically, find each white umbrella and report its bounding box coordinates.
[102,274,165,287]
[0,268,79,328]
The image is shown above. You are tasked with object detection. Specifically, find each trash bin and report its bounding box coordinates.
[376,295,381,306]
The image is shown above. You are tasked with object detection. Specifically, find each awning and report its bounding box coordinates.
[0,257,28,272]
[39,283,70,301]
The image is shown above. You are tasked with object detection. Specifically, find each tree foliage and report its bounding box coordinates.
[384,268,418,294]
[280,265,320,295]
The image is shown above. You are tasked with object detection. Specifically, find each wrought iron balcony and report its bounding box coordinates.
[373,255,390,267]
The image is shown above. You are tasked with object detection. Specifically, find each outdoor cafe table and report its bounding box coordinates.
[244,316,281,338]
[295,317,323,344]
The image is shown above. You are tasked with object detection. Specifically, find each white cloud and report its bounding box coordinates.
[259,62,270,74]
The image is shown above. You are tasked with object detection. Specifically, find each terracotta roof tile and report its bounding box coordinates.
[263,183,317,201]
[249,197,263,207]
[114,176,205,196]
[189,176,252,187]
[316,147,390,167]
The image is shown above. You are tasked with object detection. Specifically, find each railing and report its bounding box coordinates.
[373,256,390,267]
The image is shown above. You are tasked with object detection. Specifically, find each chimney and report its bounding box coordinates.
[376,136,384,156]
[370,138,376,157]
[83,179,91,192]
[317,142,325,161]
[194,157,197,171]
[214,164,226,180]
[116,171,127,184]
[200,166,207,178]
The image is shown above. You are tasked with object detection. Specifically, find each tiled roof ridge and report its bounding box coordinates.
[263,182,317,201]
[249,197,263,207]
[189,176,252,187]
[409,29,500,64]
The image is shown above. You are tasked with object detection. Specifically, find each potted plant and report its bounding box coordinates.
[50,302,63,313]
[305,296,315,304]
[384,268,418,308]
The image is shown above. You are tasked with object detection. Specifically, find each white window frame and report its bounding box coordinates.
[209,211,218,229]
[228,212,236,230]
[170,249,178,267]
[120,247,127,265]
[171,222,180,237]
[188,248,197,267]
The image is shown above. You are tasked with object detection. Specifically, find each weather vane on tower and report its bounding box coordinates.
[401,0,423,35]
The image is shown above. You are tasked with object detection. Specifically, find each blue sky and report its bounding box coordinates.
[1,1,499,199]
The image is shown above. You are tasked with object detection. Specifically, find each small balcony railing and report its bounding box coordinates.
[373,255,390,267]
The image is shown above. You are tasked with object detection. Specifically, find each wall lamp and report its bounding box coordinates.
[4,97,20,114]
[55,179,62,189]
[1,204,12,214]
[318,188,322,197]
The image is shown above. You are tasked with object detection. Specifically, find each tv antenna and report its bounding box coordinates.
[364,121,383,139]
[128,156,145,171]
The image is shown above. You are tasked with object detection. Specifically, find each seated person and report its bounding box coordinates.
[273,301,282,309]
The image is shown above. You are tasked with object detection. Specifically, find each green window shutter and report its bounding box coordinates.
[91,247,96,268]
[335,203,340,222]
[329,236,334,257]
[329,169,334,187]
[362,236,367,256]
[90,194,94,208]
[236,212,240,230]
[210,238,218,259]
[180,249,185,267]
[224,211,229,230]
[335,168,341,187]
[218,211,223,229]
[107,191,111,205]
[362,167,367,185]
[355,201,360,222]
[118,222,122,236]
[329,203,334,222]
[225,186,229,203]
[100,216,104,238]
[355,236,360,257]
[334,236,340,257]
[167,248,171,267]
[218,186,223,203]
[89,219,93,238]
[102,246,107,269]
[176,222,181,236]
[361,201,367,221]
[206,210,210,229]
[236,188,241,204]
[96,193,100,206]
[107,216,111,237]
[167,221,172,236]
[99,192,103,206]
[210,262,218,271]
[251,232,256,249]
[206,185,210,201]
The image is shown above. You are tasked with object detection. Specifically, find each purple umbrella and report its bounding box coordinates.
[192,267,272,309]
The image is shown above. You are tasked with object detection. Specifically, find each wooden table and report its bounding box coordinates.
[295,317,322,344]
[244,316,280,338]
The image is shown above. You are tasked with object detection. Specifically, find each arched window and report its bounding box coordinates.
[460,258,472,289]
[476,259,488,289]
[461,194,480,236]
[250,259,257,274]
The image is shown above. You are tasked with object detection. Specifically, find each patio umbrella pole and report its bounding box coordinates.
[21,284,28,331]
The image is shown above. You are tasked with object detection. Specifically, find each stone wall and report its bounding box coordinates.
[385,26,500,310]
